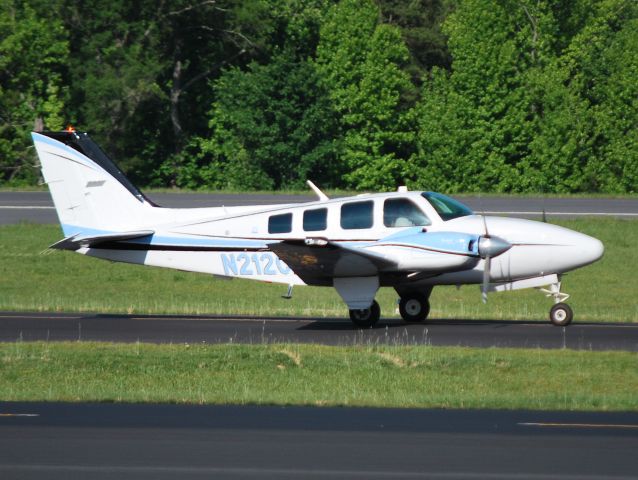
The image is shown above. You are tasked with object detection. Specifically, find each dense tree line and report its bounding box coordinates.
[1,0,636,193]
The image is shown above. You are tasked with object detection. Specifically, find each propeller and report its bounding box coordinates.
[478,216,512,303]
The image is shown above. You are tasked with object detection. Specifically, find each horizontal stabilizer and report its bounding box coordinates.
[50,230,154,251]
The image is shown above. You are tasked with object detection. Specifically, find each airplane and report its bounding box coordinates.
[31,128,604,328]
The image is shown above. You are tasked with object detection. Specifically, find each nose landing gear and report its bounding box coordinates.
[539,281,573,326]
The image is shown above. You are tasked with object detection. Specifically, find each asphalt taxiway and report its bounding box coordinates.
[1,311,637,351]
[1,402,637,479]
[1,191,637,225]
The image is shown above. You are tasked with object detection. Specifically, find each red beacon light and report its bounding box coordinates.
[65,125,76,133]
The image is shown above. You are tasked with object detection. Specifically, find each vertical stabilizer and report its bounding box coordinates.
[32,131,155,236]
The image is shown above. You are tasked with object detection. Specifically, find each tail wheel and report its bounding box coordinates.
[399,294,430,323]
[550,303,573,327]
[349,300,381,328]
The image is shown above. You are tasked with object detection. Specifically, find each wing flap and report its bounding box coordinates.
[268,240,397,285]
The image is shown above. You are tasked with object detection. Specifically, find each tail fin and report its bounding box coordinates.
[32,130,156,236]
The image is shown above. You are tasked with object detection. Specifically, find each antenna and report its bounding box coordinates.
[306,180,329,202]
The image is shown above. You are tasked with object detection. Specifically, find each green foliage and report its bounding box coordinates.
[198,48,341,190]
[0,0,68,185]
[315,0,414,189]
[411,0,638,193]
[0,0,636,193]
[568,0,638,193]
[377,0,452,82]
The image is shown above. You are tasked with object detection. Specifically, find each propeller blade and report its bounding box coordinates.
[481,255,491,303]
[482,215,489,237]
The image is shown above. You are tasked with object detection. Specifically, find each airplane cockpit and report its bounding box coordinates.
[420,192,474,221]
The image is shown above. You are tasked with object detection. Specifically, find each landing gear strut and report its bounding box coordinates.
[539,280,573,326]
[349,300,381,328]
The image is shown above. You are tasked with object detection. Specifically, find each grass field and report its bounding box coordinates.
[0,219,636,322]
[1,342,636,410]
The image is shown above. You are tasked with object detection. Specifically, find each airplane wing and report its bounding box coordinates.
[50,230,155,251]
[268,240,398,286]
[269,229,482,286]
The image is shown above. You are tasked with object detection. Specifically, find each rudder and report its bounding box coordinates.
[32,130,155,236]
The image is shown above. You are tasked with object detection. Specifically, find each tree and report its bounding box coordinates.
[565,0,638,192]
[412,0,638,193]
[192,48,341,190]
[412,0,554,192]
[376,0,453,84]
[0,0,68,185]
[63,0,276,186]
[315,0,414,190]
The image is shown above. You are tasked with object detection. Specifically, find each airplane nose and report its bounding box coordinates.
[581,234,604,265]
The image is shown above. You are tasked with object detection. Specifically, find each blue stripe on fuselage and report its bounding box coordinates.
[60,224,269,249]
[379,231,480,256]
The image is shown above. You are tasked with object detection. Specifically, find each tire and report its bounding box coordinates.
[550,303,573,327]
[399,294,430,323]
[349,300,381,328]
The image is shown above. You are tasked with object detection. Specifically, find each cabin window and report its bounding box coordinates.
[268,213,292,234]
[341,201,374,229]
[303,208,327,231]
[383,198,431,228]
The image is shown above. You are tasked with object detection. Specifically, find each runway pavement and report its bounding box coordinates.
[1,191,637,224]
[1,311,637,351]
[1,402,637,479]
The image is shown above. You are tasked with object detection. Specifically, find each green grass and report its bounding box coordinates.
[0,219,636,322]
[1,342,636,410]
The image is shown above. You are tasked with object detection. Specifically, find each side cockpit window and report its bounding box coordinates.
[383,198,431,228]
[268,213,292,234]
[341,201,373,229]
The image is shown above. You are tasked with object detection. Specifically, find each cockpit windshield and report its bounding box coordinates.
[421,192,474,221]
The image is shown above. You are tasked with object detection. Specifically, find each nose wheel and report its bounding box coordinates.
[549,303,573,326]
[539,280,573,326]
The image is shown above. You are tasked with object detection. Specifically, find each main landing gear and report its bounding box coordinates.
[540,281,573,327]
[348,289,433,328]
[398,293,430,323]
[349,300,381,328]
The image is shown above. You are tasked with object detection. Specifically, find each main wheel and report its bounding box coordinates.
[399,294,430,323]
[550,303,573,327]
[349,300,381,328]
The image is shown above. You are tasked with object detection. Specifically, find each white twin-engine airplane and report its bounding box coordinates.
[32,129,604,327]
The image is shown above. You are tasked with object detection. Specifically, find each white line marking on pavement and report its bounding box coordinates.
[480,211,638,217]
[518,422,638,429]
[0,413,40,417]
[0,206,55,209]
